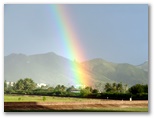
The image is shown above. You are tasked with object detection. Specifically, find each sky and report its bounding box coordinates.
[4,4,148,65]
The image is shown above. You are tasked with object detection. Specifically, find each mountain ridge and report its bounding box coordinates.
[4,52,148,87]
[137,61,148,71]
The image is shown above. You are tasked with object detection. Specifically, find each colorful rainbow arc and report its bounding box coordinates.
[50,5,91,86]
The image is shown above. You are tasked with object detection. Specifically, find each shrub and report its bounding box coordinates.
[42,96,46,101]
[18,97,21,101]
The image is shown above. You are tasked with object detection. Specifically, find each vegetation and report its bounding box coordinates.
[4,94,98,102]
[42,96,46,101]
[4,95,148,112]
[128,84,148,94]
[4,78,148,100]
[11,108,148,112]
[104,82,127,93]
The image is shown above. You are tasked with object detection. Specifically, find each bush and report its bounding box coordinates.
[99,93,132,100]
[42,96,46,101]
[129,84,148,94]
[132,93,148,100]
[18,97,21,101]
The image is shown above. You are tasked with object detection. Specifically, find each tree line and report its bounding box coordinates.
[4,78,148,100]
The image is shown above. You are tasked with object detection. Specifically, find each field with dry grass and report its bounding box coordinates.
[4,95,148,112]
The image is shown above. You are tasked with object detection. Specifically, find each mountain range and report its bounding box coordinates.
[4,52,148,87]
[137,61,148,71]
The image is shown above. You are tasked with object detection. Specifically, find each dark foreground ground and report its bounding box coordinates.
[4,100,148,112]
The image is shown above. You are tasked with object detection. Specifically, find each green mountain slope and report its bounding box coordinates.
[4,53,148,87]
[81,58,148,86]
[137,61,148,71]
[4,52,74,86]
[4,52,97,87]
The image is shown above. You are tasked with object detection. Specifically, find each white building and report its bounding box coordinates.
[37,83,47,88]
[75,84,86,89]
[6,82,15,86]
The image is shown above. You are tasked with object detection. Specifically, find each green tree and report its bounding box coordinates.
[92,89,99,94]
[14,79,24,91]
[47,87,54,92]
[61,85,66,92]
[129,84,145,94]
[104,82,124,93]
[124,84,128,93]
[80,87,92,97]
[6,84,15,94]
[40,84,49,89]
[14,78,36,93]
[104,83,112,92]
[116,82,124,93]
[112,83,117,92]
[23,78,36,91]
[66,85,76,93]
[4,80,7,93]
[54,85,67,95]
[143,84,148,93]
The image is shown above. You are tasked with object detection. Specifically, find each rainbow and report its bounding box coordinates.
[49,5,92,86]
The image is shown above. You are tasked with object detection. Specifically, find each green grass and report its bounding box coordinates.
[4,94,98,102]
[82,107,148,112]
[5,108,148,112]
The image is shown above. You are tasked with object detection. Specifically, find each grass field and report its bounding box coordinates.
[4,94,148,112]
[4,94,98,102]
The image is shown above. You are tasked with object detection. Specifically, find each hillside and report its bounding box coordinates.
[81,59,148,86]
[4,52,148,87]
[4,52,97,87]
[137,61,148,71]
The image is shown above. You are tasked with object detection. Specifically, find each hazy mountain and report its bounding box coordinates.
[137,61,148,71]
[81,59,148,86]
[4,52,148,87]
[4,52,97,87]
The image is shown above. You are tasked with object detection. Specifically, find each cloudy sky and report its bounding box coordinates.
[4,4,148,65]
